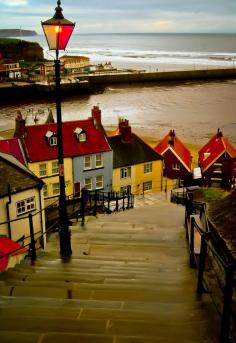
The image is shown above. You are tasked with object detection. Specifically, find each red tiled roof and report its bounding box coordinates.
[24,118,111,162]
[199,133,236,171]
[0,138,26,165]
[154,132,192,170]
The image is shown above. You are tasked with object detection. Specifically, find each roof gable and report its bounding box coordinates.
[108,133,162,169]
[199,133,236,171]
[24,118,111,163]
[154,132,192,170]
[0,152,43,198]
[0,138,26,165]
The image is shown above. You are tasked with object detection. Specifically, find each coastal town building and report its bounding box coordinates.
[13,106,113,205]
[154,130,192,188]
[198,129,236,189]
[0,137,26,165]
[0,151,45,270]
[108,118,163,195]
[60,55,90,74]
[0,59,21,79]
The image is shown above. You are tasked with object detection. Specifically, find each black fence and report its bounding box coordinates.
[185,195,236,343]
[0,189,134,267]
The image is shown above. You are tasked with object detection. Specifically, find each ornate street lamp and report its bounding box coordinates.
[42,1,75,258]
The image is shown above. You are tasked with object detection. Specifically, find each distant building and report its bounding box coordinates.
[154,130,192,188]
[108,118,163,194]
[198,129,236,189]
[0,59,21,79]
[13,106,113,205]
[60,55,90,74]
[0,151,45,270]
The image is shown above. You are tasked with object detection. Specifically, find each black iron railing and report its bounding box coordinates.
[185,194,236,343]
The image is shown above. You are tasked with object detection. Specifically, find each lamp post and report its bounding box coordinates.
[42,1,75,258]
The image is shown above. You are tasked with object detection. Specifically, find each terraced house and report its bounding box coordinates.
[198,128,236,189]
[14,106,113,205]
[108,118,163,194]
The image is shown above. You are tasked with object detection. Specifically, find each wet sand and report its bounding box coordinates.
[0,78,235,148]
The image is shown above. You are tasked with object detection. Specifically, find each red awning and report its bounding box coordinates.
[0,237,27,272]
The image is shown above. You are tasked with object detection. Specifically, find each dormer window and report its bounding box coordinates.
[74,127,86,142]
[45,130,57,146]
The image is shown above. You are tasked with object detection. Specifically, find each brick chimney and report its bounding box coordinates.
[14,110,26,138]
[91,105,101,127]
[216,128,223,138]
[168,129,175,146]
[119,118,132,142]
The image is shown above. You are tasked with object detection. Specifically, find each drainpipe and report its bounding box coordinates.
[6,184,12,239]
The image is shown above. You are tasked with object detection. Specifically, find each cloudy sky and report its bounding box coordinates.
[0,0,235,34]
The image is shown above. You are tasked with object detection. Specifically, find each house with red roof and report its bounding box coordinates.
[108,118,163,195]
[198,129,236,189]
[0,151,45,270]
[14,106,113,205]
[154,130,192,187]
[0,137,26,165]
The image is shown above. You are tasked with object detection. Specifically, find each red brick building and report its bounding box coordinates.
[198,129,236,189]
[154,130,192,187]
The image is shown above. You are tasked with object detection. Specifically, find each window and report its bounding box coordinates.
[172,163,180,170]
[84,177,92,190]
[144,162,152,174]
[16,197,36,215]
[84,155,92,170]
[52,182,60,195]
[43,184,48,198]
[143,181,152,191]
[52,161,59,174]
[49,136,57,146]
[39,163,47,177]
[74,127,86,142]
[120,167,131,179]
[96,175,103,189]
[79,133,86,142]
[95,154,103,168]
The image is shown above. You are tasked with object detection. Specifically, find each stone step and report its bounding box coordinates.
[0,317,216,342]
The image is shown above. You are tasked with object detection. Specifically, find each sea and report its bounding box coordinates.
[1,33,236,145]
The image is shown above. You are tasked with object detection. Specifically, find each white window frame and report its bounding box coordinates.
[43,184,48,198]
[143,181,152,191]
[144,162,152,174]
[95,154,103,168]
[39,163,47,177]
[84,155,92,170]
[79,132,86,142]
[120,167,131,179]
[84,177,92,190]
[96,175,103,189]
[49,136,57,146]
[16,197,36,216]
[172,163,180,170]
[52,182,60,195]
[52,161,59,174]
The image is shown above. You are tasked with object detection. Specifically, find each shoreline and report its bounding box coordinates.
[1,67,236,103]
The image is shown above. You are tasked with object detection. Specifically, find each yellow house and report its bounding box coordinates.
[0,151,46,269]
[108,119,163,195]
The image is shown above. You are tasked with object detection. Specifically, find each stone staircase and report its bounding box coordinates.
[0,193,219,343]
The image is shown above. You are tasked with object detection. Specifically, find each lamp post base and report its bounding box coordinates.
[59,229,72,258]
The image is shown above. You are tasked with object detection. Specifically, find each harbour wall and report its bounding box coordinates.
[0,68,236,102]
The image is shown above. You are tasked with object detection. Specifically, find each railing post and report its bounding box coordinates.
[189,216,196,268]
[28,213,36,265]
[220,264,234,343]
[116,192,119,212]
[197,232,209,294]
[122,192,125,211]
[93,190,97,217]
[108,192,110,213]
[81,189,85,226]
